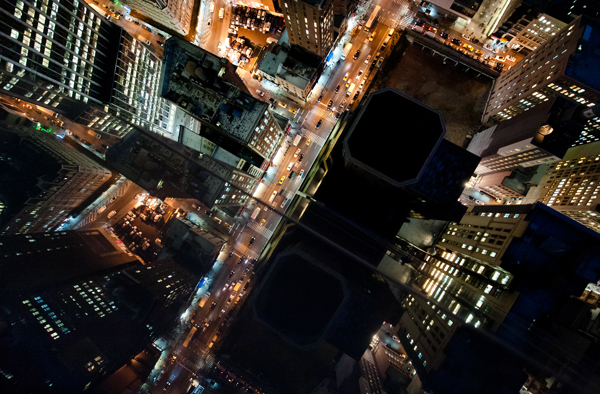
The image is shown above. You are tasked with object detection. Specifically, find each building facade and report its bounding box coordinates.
[122,0,194,35]
[280,0,335,57]
[526,140,600,233]
[482,16,600,148]
[0,0,121,118]
[0,0,175,138]
[0,113,111,235]
[504,12,567,55]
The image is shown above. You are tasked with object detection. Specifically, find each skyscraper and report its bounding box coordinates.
[388,203,600,394]
[468,96,587,200]
[524,139,600,233]
[0,0,174,137]
[482,16,600,147]
[0,228,197,393]
[0,109,111,234]
[503,9,567,55]
[280,0,335,57]
[160,37,285,163]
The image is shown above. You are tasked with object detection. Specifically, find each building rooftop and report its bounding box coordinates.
[160,37,268,142]
[564,16,600,94]
[343,88,446,186]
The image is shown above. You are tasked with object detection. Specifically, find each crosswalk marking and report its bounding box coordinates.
[302,129,326,146]
[247,220,275,238]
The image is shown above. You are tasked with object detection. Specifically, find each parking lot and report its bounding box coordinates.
[111,199,171,262]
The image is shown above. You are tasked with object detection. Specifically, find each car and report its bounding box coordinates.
[318,94,323,102]
[142,25,152,32]
[461,34,471,41]
[294,148,302,158]
[280,198,289,208]
[327,99,333,109]
[157,40,164,47]
[298,153,305,163]
[353,92,360,100]
[256,90,265,97]
[278,101,287,108]
[343,72,349,81]
[476,49,484,56]
[365,55,371,64]
[357,69,363,77]
[289,108,297,114]
[335,85,340,93]
[107,210,117,219]
[299,169,305,178]
[210,1,215,12]
[133,20,140,25]
[428,26,438,33]
[229,270,235,278]
[219,8,224,18]
[471,38,480,44]
[495,56,506,62]
[463,44,474,51]
[353,50,361,60]
[316,119,323,129]
[306,138,312,146]
[248,237,255,246]
[506,55,516,62]
[345,78,352,88]
[451,38,461,45]
[279,175,286,184]
[210,302,217,311]
[369,32,376,41]
[330,106,336,114]
[259,219,266,227]
[440,32,449,39]
[340,101,345,109]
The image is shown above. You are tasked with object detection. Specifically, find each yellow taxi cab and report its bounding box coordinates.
[259,219,266,227]
[279,175,286,184]
[289,108,297,114]
[463,44,474,51]
[345,78,352,88]
[278,101,287,108]
[475,50,484,56]
[306,138,312,146]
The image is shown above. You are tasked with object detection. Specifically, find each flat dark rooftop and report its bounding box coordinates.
[344,89,445,185]
[255,254,344,345]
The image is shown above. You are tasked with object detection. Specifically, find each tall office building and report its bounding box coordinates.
[388,203,600,394]
[0,0,121,118]
[106,127,258,209]
[0,228,197,393]
[280,0,334,57]
[482,16,600,147]
[468,96,587,201]
[0,110,111,234]
[503,9,567,55]
[122,0,194,35]
[0,0,174,137]
[524,140,600,233]
[160,37,284,164]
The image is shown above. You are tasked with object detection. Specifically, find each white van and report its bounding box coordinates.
[107,210,117,219]
[287,161,294,171]
[98,206,107,214]
[210,1,214,12]
[219,8,224,19]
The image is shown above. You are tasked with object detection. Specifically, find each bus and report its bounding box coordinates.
[183,326,197,348]
[365,5,380,31]
[341,42,352,60]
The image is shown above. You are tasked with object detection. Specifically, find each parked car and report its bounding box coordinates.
[316,119,323,129]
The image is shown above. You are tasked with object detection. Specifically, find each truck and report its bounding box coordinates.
[250,207,261,220]
[199,294,210,308]
[346,83,356,97]
[341,43,352,60]
[380,36,391,50]
[292,134,302,146]
[234,282,242,292]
